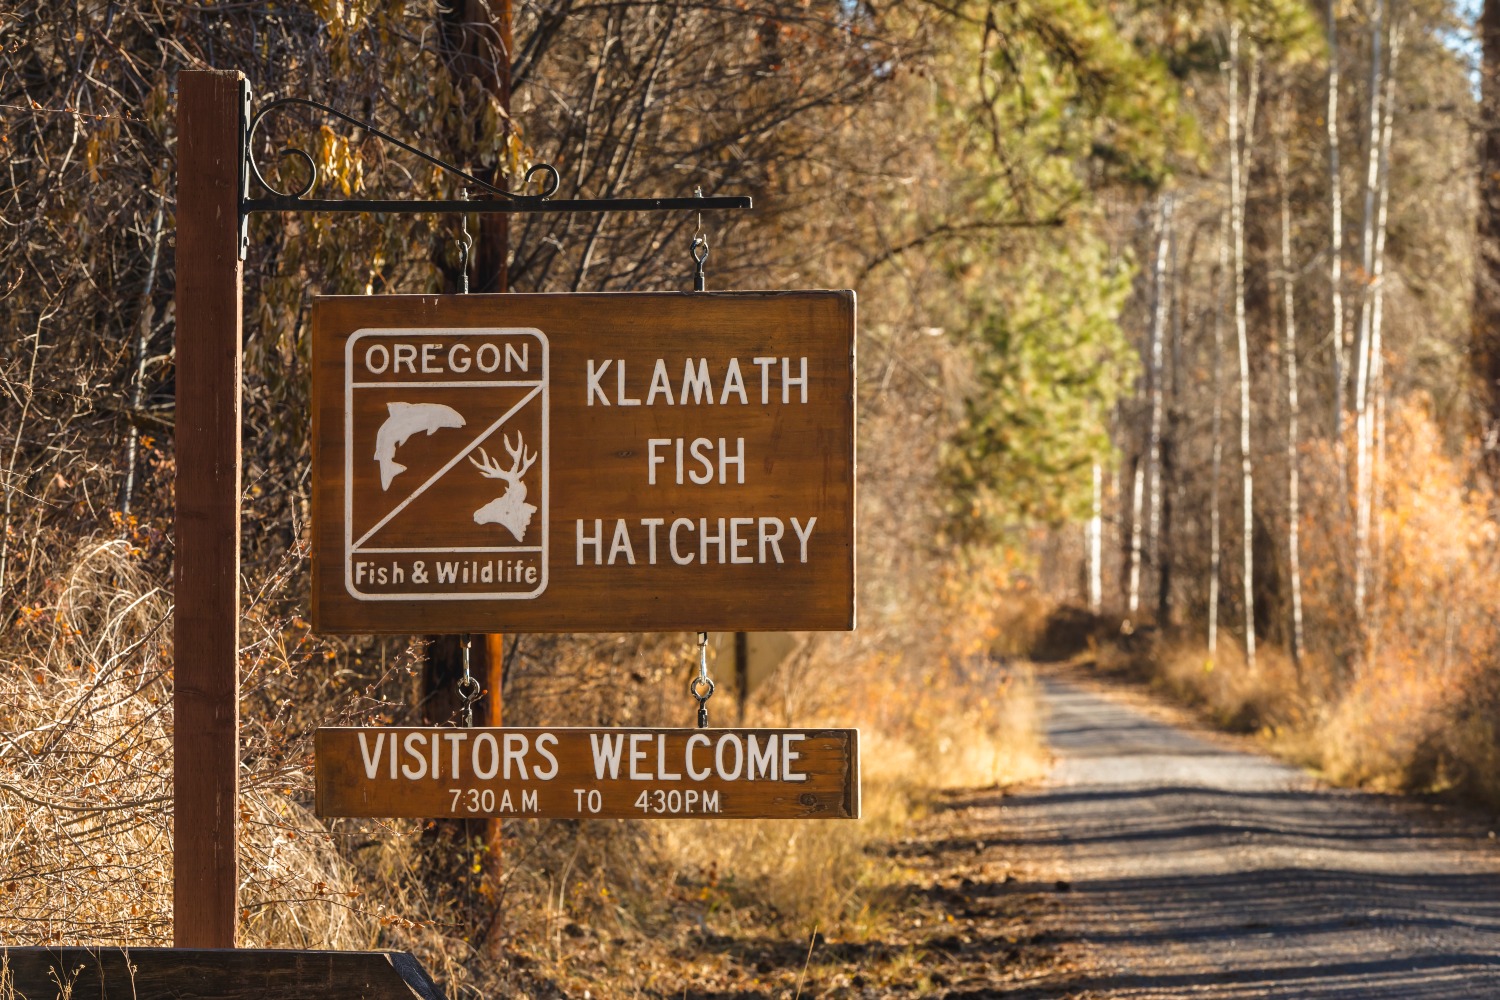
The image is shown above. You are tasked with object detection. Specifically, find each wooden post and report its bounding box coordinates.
[481,0,512,916]
[173,70,246,949]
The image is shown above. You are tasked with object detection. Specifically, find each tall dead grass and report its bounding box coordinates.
[1,531,1044,994]
[0,536,379,948]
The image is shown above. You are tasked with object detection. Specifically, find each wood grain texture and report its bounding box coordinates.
[311,291,856,634]
[0,948,444,1000]
[172,70,245,949]
[316,727,860,819]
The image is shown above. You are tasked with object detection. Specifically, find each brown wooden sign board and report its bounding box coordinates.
[311,291,856,634]
[0,947,444,1000]
[316,727,860,820]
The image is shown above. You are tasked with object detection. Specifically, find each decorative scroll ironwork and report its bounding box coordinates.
[244,96,560,204]
[239,96,751,218]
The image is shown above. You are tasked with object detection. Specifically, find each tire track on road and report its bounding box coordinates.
[998,674,1500,998]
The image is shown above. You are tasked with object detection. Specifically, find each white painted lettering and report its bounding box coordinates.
[534,733,559,780]
[783,356,808,403]
[646,359,675,405]
[503,733,530,780]
[608,519,636,565]
[681,358,714,405]
[629,733,652,779]
[402,731,428,780]
[715,734,744,780]
[647,438,671,485]
[719,436,744,484]
[358,732,385,780]
[689,438,715,485]
[656,735,682,780]
[730,517,754,564]
[670,518,695,565]
[758,517,785,563]
[444,732,468,779]
[617,359,641,405]
[591,733,624,779]
[364,344,390,374]
[782,734,808,782]
[720,358,749,404]
[700,517,726,564]
[472,733,500,780]
[685,733,711,780]
[747,735,778,781]
[475,343,501,373]
[753,356,776,404]
[577,519,603,565]
[642,518,664,564]
[586,359,611,405]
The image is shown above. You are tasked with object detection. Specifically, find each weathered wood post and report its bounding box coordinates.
[173,69,247,949]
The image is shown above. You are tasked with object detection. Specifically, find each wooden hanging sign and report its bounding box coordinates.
[315,726,860,820]
[310,291,856,634]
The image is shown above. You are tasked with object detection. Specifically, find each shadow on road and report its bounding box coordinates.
[989,676,1500,999]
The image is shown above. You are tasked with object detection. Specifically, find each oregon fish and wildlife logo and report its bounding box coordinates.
[343,328,549,600]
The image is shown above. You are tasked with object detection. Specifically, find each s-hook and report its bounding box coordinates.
[457,190,473,294]
[691,186,709,292]
[458,633,482,726]
[689,631,714,728]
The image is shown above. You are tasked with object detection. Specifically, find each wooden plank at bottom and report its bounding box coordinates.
[0,948,443,1000]
[316,727,860,820]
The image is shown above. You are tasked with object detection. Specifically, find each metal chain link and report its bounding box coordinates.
[689,631,714,728]
[457,189,473,294]
[457,633,481,726]
[691,186,708,292]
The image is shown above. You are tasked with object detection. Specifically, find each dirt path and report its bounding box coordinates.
[986,673,1500,998]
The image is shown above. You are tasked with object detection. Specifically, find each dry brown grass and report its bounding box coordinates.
[0,527,1046,996]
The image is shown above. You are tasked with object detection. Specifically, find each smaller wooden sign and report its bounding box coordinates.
[0,948,444,1000]
[316,727,860,820]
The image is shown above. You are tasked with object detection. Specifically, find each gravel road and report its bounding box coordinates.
[1001,674,1500,998]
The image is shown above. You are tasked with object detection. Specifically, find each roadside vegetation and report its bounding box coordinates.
[8,0,1500,994]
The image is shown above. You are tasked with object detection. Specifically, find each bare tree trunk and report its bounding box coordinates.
[1210,205,1228,658]
[1229,23,1260,670]
[1145,195,1173,615]
[120,190,168,515]
[1089,463,1103,613]
[1275,97,1307,670]
[1328,0,1348,448]
[1477,0,1500,466]
[1364,18,1402,652]
[1353,0,1387,622]
[1160,214,1184,626]
[1127,447,1145,615]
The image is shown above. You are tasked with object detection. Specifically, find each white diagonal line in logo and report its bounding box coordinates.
[351,384,543,552]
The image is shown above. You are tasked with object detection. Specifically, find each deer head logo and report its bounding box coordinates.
[469,432,539,541]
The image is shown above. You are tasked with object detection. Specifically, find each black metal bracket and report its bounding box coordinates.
[236,85,752,260]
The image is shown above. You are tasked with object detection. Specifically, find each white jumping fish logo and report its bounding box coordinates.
[373,402,466,490]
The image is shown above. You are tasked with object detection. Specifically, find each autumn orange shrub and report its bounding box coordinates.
[1126,400,1500,805]
[1312,403,1500,800]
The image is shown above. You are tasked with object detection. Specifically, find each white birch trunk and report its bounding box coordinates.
[1210,206,1228,658]
[1276,99,1306,668]
[1328,0,1348,446]
[1229,24,1260,670]
[1127,452,1146,615]
[1353,0,1386,622]
[1147,196,1173,584]
[1365,19,1402,648]
[1089,463,1103,613]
